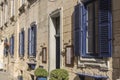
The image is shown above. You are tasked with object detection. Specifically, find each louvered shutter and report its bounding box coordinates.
[82,4,87,57]
[10,37,12,56]
[12,35,14,56]
[74,4,82,56]
[19,33,21,56]
[28,28,32,56]
[33,25,37,57]
[98,0,112,57]
[21,30,24,56]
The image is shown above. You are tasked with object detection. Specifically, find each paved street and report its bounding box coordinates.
[0,71,10,80]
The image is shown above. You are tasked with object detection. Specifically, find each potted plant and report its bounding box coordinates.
[34,68,48,80]
[50,69,69,80]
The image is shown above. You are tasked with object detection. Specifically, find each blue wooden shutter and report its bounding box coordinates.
[10,37,12,56]
[28,28,32,56]
[33,25,37,57]
[82,4,87,57]
[12,35,14,56]
[74,4,82,56]
[98,0,112,57]
[21,30,24,56]
[19,33,21,56]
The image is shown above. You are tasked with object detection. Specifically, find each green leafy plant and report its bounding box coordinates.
[34,68,48,77]
[50,69,69,80]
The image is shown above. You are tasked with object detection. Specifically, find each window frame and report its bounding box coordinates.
[82,0,99,58]
[28,24,37,57]
[74,0,112,58]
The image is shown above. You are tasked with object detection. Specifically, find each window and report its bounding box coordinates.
[19,30,25,57]
[28,24,37,57]
[11,0,14,17]
[74,0,112,57]
[10,35,14,57]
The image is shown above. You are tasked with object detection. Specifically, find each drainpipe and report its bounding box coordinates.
[48,15,50,80]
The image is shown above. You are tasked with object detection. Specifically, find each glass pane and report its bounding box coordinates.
[95,0,99,54]
[86,3,94,53]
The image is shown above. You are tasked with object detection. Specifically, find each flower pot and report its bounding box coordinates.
[37,77,47,80]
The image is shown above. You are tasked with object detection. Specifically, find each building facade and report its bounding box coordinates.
[0,0,120,80]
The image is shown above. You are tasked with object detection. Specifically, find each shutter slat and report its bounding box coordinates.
[98,0,112,57]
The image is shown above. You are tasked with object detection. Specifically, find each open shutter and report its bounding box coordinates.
[33,25,37,57]
[19,33,21,56]
[74,4,82,56]
[98,0,112,57]
[10,37,12,56]
[21,30,24,56]
[28,28,32,57]
[12,35,14,57]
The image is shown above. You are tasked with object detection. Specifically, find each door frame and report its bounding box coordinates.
[48,8,63,72]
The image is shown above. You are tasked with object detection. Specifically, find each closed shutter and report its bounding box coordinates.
[74,4,82,56]
[98,0,112,57]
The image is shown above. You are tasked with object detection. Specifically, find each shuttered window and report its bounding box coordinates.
[28,24,37,57]
[19,30,24,57]
[10,35,14,57]
[74,0,112,57]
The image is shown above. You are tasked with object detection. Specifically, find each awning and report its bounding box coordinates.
[76,73,108,79]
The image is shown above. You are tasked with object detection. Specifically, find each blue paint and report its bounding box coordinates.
[37,77,47,80]
[76,73,108,79]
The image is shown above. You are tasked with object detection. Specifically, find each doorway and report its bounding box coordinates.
[49,10,61,71]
